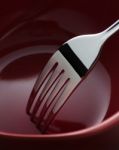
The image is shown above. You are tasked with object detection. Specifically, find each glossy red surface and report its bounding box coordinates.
[0,6,112,134]
[0,0,119,149]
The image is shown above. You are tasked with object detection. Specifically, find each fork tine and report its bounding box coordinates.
[36,78,70,131]
[33,70,64,119]
[30,66,57,117]
[30,69,64,122]
[26,62,58,114]
[34,71,66,125]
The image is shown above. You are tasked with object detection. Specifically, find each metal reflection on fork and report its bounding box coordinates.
[26,20,119,133]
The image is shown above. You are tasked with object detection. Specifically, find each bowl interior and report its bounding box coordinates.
[0,0,118,135]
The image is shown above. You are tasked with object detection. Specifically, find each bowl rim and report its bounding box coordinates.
[0,112,118,140]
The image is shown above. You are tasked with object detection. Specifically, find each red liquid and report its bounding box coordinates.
[0,2,118,134]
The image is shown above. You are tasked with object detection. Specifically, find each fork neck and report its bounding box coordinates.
[100,20,119,43]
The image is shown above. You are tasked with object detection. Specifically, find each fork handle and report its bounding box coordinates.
[101,20,119,42]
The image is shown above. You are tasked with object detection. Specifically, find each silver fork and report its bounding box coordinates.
[26,20,119,133]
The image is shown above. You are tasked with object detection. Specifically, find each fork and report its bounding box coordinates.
[26,20,119,133]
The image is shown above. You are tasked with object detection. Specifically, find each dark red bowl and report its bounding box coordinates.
[0,0,119,149]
